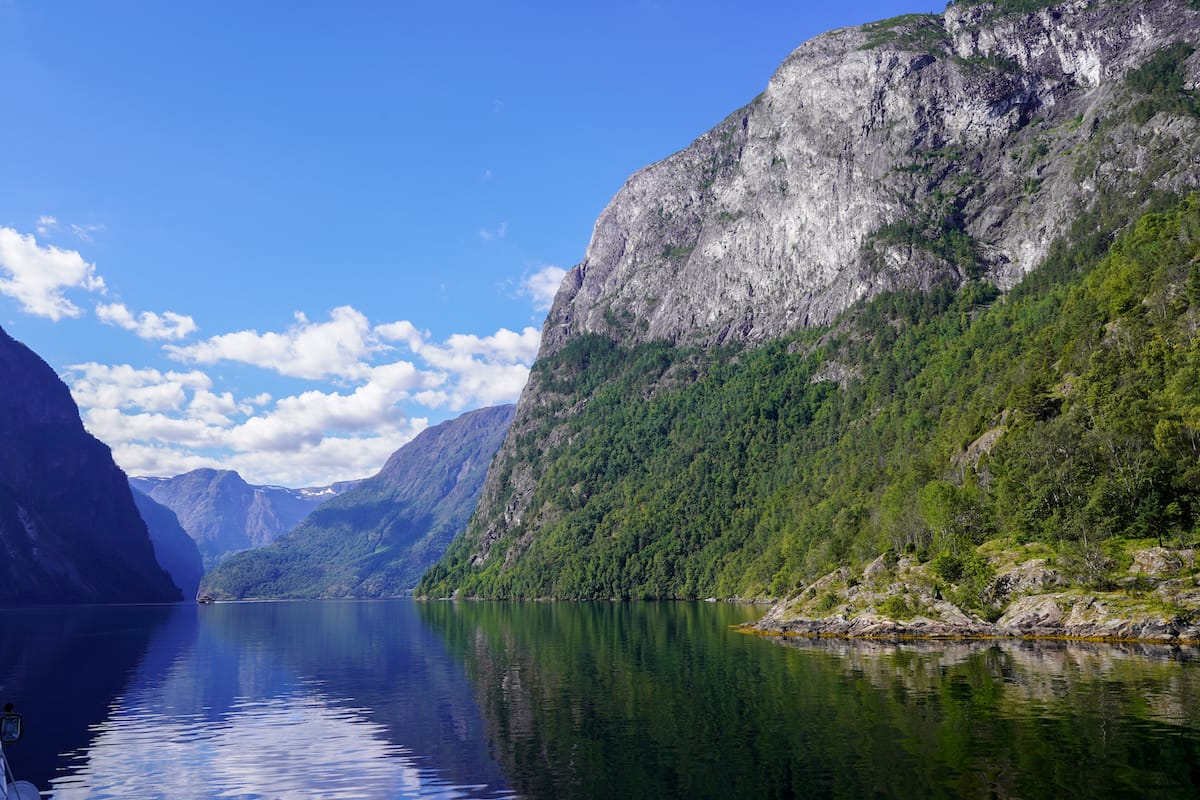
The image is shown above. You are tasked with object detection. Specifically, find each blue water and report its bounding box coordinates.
[0,600,1197,799]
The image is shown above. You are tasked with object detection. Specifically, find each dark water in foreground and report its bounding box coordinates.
[0,601,1197,799]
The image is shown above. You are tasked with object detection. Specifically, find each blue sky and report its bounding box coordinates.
[0,0,933,486]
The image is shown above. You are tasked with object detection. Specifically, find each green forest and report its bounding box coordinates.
[420,192,1200,600]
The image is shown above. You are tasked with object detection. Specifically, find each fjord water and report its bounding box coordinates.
[0,601,1197,799]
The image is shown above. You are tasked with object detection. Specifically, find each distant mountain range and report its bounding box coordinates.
[130,470,360,570]
[201,404,515,598]
[0,325,180,604]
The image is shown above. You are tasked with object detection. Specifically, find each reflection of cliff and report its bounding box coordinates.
[0,605,174,789]
[422,602,1200,800]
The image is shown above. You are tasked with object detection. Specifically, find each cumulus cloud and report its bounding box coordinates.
[225,425,425,487]
[167,306,379,380]
[374,320,426,352]
[66,306,541,486]
[521,265,567,311]
[36,216,58,236]
[0,227,106,320]
[65,363,212,413]
[413,326,539,410]
[96,301,198,340]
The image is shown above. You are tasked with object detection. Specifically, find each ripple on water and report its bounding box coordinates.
[48,688,516,800]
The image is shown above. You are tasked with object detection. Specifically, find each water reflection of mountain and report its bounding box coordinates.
[195,600,510,793]
[421,601,1200,800]
[0,604,175,789]
[20,601,510,799]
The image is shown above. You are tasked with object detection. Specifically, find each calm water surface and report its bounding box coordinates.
[0,600,1196,799]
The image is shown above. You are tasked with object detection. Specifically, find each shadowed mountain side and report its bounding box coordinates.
[0,325,180,604]
[0,605,177,789]
[131,490,204,599]
[200,405,515,598]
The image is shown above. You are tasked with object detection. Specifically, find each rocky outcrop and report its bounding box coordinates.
[201,405,515,598]
[753,545,1200,644]
[0,325,181,604]
[450,0,1200,580]
[130,470,357,569]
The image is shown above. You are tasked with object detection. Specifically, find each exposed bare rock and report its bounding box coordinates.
[1131,547,1197,576]
[753,543,1200,644]
[541,0,1200,356]
[996,593,1066,629]
[988,558,1069,601]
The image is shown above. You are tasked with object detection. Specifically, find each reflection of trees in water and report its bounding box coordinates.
[421,602,1200,800]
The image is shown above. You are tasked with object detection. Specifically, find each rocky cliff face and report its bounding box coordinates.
[130,470,355,569]
[0,325,181,604]
[544,0,1200,352]
[201,404,515,598]
[435,0,1200,593]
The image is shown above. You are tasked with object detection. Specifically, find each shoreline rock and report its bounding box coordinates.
[750,545,1200,646]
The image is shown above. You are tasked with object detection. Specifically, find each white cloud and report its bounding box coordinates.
[96,301,198,340]
[83,406,226,450]
[0,227,106,320]
[167,306,378,380]
[479,221,508,241]
[374,320,426,352]
[436,327,541,364]
[225,425,425,486]
[70,222,105,241]
[36,215,58,236]
[65,363,212,413]
[66,307,539,486]
[413,326,539,410]
[521,265,567,311]
[229,383,409,453]
[115,442,227,480]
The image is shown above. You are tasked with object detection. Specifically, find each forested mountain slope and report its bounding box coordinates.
[420,0,1200,601]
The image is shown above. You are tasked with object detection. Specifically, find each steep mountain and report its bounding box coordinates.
[0,325,181,604]
[201,405,516,598]
[419,0,1200,601]
[130,470,357,569]
[130,489,204,599]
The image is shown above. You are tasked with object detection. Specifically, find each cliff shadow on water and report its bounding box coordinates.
[0,604,180,789]
[418,601,1200,800]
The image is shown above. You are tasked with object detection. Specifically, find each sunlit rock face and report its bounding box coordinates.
[0,325,181,604]
[542,0,1200,353]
